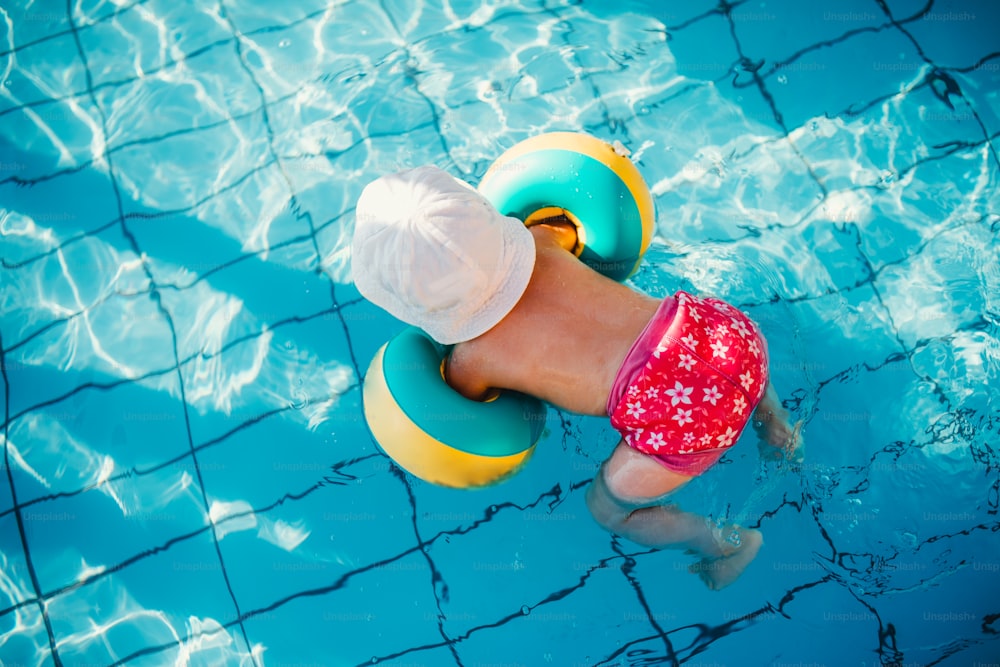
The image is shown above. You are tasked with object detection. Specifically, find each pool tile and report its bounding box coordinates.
[0,164,122,247]
[444,102,534,175]
[0,34,87,116]
[881,0,931,20]
[649,132,825,248]
[213,467,420,613]
[769,285,904,393]
[762,28,927,131]
[807,361,903,462]
[0,514,33,602]
[233,13,388,119]
[125,210,259,290]
[312,123,446,198]
[4,381,190,508]
[626,555,798,660]
[241,549,446,665]
[1,7,72,46]
[410,22,521,113]
[629,95,772,200]
[876,151,996,242]
[757,580,882,659]
[340,305,410,386]
[223,0,337,35]
[1,245,185,416]
[0,442,9,514]
[627,0,720,27]
[840,552,1000,663]
[910,331,995,413]
[140,236,332,337]
[560,6,660,73]
[453,562,634,666]
[185,168,319,258]
[44,537,251,666]
[314,215,362,286]
[77,0,234,88]
[787,217,875,295]
[263,110,359,180]
[581,17,681,120]
[890,71,1000,155]
[9,298,173,389]
[957,66,1000,139]
[878,226,994,348]
[0,553,49,667]
[173,312,353,444]
[665,10,742,86]
[110,110,272,217]
[422,489,610,641]
[519,44,581,97]
[73,0,138,26]
[22,462,210,596]
[890,0,1000,69]
[358,67,441,140]
[93,72,261,157]
[731,0,889,67]
[185,352,359,470]
[271,305,359,375]
[0,100,104,184]
[382,0,465,43]
[638,82,788,187]
[153,253,324,337]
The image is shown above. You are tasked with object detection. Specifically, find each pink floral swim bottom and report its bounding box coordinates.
[606,291,770,476]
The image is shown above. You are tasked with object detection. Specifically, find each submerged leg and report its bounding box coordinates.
[753,382,804,463]
[586,442,763,590]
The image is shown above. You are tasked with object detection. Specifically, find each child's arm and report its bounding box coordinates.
[444,349,500,402]
[529,215,579,253]
[752,383,804,463]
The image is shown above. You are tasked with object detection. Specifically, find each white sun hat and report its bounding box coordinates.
[351,166,536,345]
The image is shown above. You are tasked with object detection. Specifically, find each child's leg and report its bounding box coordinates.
[753,382,804,462]
[585,441,763,590]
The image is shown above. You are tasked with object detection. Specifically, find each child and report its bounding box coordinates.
[352,165,802,590]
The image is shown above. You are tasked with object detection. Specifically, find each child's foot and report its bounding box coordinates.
[688,528,763,590]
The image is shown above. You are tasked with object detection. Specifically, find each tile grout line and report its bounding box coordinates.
[61,0,259,663]
[0,330,64,662]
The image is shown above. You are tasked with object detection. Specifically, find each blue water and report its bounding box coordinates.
[1,1,999,666]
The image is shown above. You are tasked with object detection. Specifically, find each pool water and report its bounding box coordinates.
[1,0,998,666]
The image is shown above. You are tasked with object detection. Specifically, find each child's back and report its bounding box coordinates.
[445,223,661,415]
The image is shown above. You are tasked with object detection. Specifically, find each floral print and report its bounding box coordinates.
[609,291,769,462]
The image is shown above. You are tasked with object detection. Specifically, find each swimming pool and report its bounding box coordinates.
[1,0,998,665]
